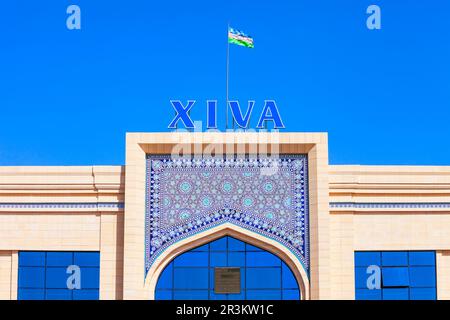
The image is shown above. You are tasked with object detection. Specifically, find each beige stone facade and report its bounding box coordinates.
[0,132,449,300]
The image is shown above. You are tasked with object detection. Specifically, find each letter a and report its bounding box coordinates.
[256,100,285,129]
[66,265,81,289]
[66,5,81,30]
[366,5,381,30]
[366,265,381,289]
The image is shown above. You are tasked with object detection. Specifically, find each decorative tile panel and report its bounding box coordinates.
[145,155,310,274]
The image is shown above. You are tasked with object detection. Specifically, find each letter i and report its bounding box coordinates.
[207,100,218,129]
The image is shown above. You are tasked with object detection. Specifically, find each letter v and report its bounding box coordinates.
[229,100,255,128]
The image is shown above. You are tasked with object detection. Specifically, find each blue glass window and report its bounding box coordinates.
[246,244,263,252]
[382,252,408,267]
[45,267,70,288]
[355,288,382,300]
[409,252,435,266]
[355,267,371,289]
[19,252,45,267]
[46,252,73,267]
[19,267,45,288]
[155,236,300,300]
[210,238,227,251]
[382,267,409,287]
[18,289,45,300]
[228,252,245,266]
[282,289,300,300]
[174,268,209,289]
[354,252,381,267]
[409,266,436,287]
[173,290,209,300]
[282,262,299,290]
[174,252,209,267]
[355,251,436,300]
[155,290,172,300]
[382,288,409,300]
[156,263,173,290]
[210,252,227,267]
[229,237,245,251]
[410,287,436,300]
[18,251,100,300]
[246,268,281,289]
[246,290,281,300]
[45,289,72,300]
[192,244,209,252]
[74,252,100,267]
[73,289,100,300]
[246,252,281,267]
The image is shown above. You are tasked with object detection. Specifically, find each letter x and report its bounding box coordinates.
[168,100,195,129]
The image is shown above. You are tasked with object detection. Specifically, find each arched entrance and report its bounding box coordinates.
[155,235,300,300]
[144,223,309,299]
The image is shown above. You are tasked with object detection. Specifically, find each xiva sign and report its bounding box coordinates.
[168,100,285,129]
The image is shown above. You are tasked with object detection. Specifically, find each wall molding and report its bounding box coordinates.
[2,201,449,211]
[0,202,124,210]
[330,202,450,209]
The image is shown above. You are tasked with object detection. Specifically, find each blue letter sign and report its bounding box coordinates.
[229,100,255,128]
[168,100,196,129]
[256,100,285,129]
[168,100,284,130]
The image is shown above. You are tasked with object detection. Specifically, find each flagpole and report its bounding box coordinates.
[226,23,230,130]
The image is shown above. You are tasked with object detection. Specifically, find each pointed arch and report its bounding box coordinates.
[144,222,309,300]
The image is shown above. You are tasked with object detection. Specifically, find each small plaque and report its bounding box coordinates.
[214,267,241,294]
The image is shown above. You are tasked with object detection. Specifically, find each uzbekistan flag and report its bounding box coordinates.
[228,27,254,48]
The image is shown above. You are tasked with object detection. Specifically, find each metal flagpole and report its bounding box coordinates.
[226,23,230,130]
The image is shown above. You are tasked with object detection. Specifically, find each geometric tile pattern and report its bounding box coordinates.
[145,155,309,275]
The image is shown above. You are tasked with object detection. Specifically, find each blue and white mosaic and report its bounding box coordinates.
[145,155,310,274]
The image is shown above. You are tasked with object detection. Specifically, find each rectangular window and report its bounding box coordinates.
[382,288,409,300]
[246,268,281,289]
[354,251,381,267]
[173,268,209,289]
[381,252,408,267]
[354,251,436,300]
[18,251,100,300]
[356,288,382,300]
[381,267,409,287]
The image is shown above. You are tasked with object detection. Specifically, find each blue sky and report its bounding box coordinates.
[1,1,449,165]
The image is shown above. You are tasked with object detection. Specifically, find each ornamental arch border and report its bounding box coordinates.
[144,222,310,300]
